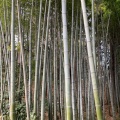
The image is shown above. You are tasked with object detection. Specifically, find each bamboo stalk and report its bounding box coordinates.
[17,0,30,119]
[34,0,43,116]
[62,0,72,119]
[10,0,15,119]
[80,0,103,119]
[40,0,51,119]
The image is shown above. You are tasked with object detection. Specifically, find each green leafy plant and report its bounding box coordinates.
[15,102,26,120]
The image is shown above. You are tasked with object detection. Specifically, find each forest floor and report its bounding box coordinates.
[43,105,120,120]
[42,96,120,120]
[31,83,120,120]
[104,105,120,120]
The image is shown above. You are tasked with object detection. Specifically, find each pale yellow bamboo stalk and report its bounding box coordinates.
[80,0,103,120]
[62,0,72,119]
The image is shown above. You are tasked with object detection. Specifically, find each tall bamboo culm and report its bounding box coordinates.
[17,0,30,119]
[41,0,51,119]
[61,0,72,119]
[80,0,103,119]
[10,0,15,119]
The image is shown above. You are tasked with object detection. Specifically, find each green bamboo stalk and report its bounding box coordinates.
[80,0,103,119]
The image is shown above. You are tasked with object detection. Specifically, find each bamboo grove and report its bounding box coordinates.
[0,0,120,120]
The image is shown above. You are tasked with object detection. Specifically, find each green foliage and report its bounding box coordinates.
[2,102,9,116]
[7,45,11,51]
[15,102,26,120]
[0,0,11,30]
[16,89,24,102]
[2,97,26,120]
[16,42,21,52]
[30,112,38,120]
